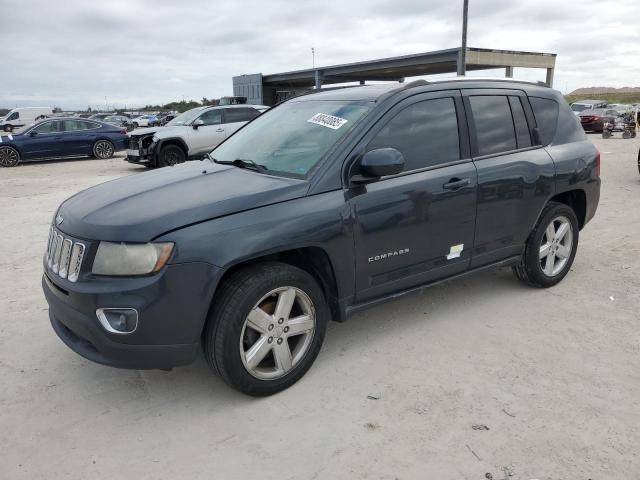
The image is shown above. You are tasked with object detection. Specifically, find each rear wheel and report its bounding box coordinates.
[0,146,20,167]
[203,262,328,396]
[3,124,13,132]
[92,140,114,159]
[513,202,579,288]
[158,144,185,167]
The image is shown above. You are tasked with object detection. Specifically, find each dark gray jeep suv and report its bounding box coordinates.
[42,79,600,395]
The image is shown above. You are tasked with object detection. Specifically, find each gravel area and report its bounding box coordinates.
[1,137,639,479]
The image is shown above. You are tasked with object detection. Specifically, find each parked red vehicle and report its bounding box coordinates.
[578,108,620,132]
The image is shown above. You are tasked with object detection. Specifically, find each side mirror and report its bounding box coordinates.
[29,131,38,137]
[193,119,204,130]
[351,148,404,183]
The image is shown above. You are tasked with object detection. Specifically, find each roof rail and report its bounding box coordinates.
[376,79,430,102]
[429,76,550,87]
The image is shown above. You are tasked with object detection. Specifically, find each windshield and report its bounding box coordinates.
[166,108,204,126]
[210,100,371,176]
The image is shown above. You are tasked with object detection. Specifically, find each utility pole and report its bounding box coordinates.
[457,0,469,76]
[311,47,315,69]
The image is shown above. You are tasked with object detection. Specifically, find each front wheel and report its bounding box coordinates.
[513,202,579,288]
[93,140,114,159]
[203,262,329,396]
[0,146,20,167]
[158,144,185,167]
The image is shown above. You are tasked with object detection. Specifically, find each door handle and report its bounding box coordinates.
[216,128,224,132]
[443,178,471,190]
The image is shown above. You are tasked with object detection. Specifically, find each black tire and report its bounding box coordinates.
[92,139,115,159]
[132,122,139,129]
[622,131,630,139]
[203,262,329,396]
[513,202,579,288]
[602,130,611,139]
[0,146,20,167]
[158,144,186,167]
[3,124,13,132]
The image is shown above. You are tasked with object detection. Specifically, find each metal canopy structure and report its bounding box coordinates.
[233,47,557,106]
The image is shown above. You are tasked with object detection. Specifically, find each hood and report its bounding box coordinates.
[129,125,189,139]
[129,126,158,136]
[56,161,309,242]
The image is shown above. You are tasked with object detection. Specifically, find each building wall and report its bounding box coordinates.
[232,74,265,105]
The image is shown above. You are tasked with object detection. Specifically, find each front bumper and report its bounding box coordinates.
[125,147,154,164]
[43,261,222,369]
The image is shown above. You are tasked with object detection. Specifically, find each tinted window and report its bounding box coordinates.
[508,96,532,148]
[33,121,61,133]
[469,96,516,156]
[224,108,260,123]
[199,109,223,126]
[64,120,97,131]
[367,97,460,171]
[529,97,558,146]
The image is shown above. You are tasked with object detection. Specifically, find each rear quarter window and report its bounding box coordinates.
[529,97,559,146]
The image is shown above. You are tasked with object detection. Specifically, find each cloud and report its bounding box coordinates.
[1,0,638,109]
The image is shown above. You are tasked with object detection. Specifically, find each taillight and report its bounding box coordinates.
[594,145,601,177]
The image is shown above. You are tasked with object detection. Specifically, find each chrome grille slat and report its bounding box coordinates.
[51,233,64,274]
[67,243,85,283]
[45,226,86,283]
[58,239,73,279]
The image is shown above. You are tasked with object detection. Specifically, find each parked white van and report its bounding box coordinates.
[1,107,53,131]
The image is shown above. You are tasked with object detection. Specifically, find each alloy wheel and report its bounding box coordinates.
[163,150,180,165]
[94,141,114,159]
[0,146,19,167]
[539,215,573,276]
[239,286,316,380]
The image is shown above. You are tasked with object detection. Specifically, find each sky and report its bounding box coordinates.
[1,0,639,110]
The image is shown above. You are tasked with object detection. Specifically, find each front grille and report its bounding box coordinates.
[128,138,139,149]
[45,226,85,282]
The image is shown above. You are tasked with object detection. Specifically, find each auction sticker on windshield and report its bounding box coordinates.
[307,113,348,130]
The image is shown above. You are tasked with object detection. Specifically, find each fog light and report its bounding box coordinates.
[96,308,138,334]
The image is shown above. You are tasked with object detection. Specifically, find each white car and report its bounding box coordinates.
[131,115,159,128]
[1,107,53,131]
[125,105,268,168]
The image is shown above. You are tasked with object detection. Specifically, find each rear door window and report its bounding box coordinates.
[64,120,98,131]
[529,97,559,146]
[224,108,261,123]
[469,96,517,156]
[367,97,460,171]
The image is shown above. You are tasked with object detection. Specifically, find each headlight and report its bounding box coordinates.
[92,242,174,276]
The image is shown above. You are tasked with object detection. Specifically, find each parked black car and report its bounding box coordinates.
[0,118,127,167]
[43,79,600,395]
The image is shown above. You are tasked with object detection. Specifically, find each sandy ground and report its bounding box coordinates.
[1,138,639,480]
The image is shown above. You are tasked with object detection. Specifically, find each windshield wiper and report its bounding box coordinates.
[214,158,269,173]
